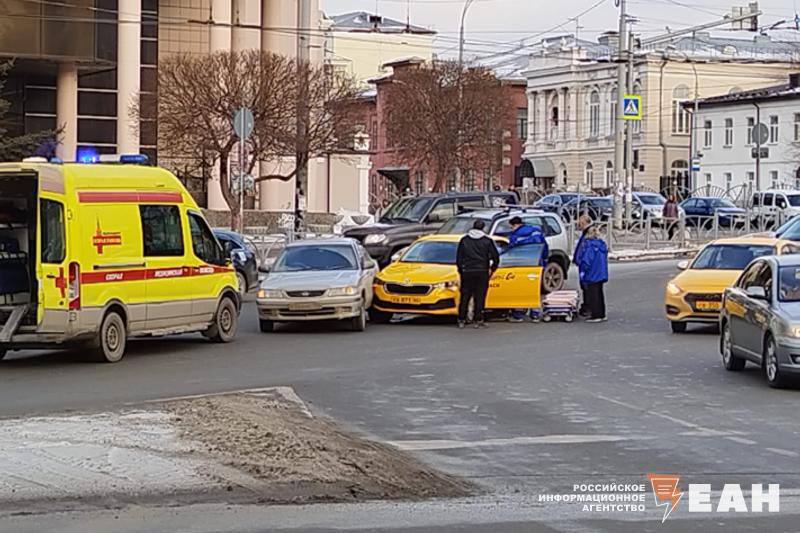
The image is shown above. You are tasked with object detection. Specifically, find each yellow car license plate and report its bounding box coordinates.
[389,296,422,304]
[696,301,720,311]
[289,302,320,311]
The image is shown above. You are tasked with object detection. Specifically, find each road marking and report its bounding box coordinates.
[766,447,799,457]
[595,394,734,436]
[726,436,757,445]
[388,434,640,451]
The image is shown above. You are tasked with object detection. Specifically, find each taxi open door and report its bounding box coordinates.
[485,243,543,310]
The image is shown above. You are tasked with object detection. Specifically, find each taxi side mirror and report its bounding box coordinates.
[676,260,689,270]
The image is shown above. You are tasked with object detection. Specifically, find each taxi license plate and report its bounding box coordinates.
[288,303,320,311]
[389,296,422,304]
[696,301,720,311]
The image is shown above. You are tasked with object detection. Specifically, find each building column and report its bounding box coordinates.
[117,0,140,154]
[233,0,261,51]
[537,91,547,145]
[56,62,78,161]
[208,0,233,210]
[569,88,578,142]
[557,88,566,140]
[526,91,535,151]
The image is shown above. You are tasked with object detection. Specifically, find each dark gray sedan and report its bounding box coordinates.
[720,254,800,388]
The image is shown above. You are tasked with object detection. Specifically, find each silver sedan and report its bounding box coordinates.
[256,238,378,332]
[720,254,800,388]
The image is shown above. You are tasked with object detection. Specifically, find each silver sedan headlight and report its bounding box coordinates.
[257,289,284,299]
[327,286,358,297]
[364,234,387,245]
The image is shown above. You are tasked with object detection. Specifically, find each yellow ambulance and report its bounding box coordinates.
[0,156,240,363]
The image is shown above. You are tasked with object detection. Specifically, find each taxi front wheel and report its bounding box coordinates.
[90,311,127,363]
[0,347,6,361]
[206,297,238,343]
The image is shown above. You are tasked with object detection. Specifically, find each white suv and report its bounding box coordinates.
[751,190,800,224]
[437,208,570,292]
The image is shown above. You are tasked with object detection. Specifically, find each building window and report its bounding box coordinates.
[483,168,493,190]
[794,113,800,142]
[724,118,733,147]
[746,171,755,191]
[447,174,457,191]
[589,90,600,138]
[604,161,614,187]
[704,173,712,187]
[464,170,477,191]
[671,160,689,179]
[724,172,732,192]
[609,89,617,136]
[516,108,528,140]
[550,105,559,141]
[746,116,755,145]
[559,163,567,186]
[584,162,594,187]
[770,170,779,189]
[671,85,691,134]
[631,82,642,134]
[769,115,779,144]
[414,170,424,194]
[703,120,712,148]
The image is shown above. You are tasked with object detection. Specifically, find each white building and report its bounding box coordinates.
[509,32,800,191]
[693,73,800,193]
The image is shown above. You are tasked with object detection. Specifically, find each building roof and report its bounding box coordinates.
[328,12,435,35]
[692,77,800,108]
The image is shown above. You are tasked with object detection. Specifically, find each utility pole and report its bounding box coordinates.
[295,0,311,234]
[624,25,635,222]
[613,0,628,227]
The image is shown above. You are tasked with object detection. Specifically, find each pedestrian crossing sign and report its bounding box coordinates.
[623,94,641,120]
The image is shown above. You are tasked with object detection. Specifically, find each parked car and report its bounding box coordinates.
[774,215,800,239]
[256,238,377,332]
[344,191,518,266]
[719,254,800,387]
[679,196,746,228]
[213,229,259,297]
[436,208,570,292]
[560,196,614,223]
[534,192,595,214]
[371,235,544,323]
[750,190,800,226]
[664,235,799,333]
[630,192,685,223]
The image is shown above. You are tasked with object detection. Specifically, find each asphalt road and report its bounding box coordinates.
[3,260,800,532]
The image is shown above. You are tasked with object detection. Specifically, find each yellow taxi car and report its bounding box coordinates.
[665,235,799,333]
[370,234,543,321]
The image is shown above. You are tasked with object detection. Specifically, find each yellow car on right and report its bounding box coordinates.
[665,236,800,333]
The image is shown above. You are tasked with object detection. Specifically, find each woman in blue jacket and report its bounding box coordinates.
[577,227,608,322]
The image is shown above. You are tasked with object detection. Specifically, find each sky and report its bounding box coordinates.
[320,0,800,59]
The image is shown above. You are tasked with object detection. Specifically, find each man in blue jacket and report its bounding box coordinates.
[577,226,608,322]
[507,216,547,322]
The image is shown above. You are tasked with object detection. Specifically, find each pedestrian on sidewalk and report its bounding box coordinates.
[506,216,547,322]
[663,195,679,240]
[577,226,608,322]
[573,214,593,316]
[456,219,500,329]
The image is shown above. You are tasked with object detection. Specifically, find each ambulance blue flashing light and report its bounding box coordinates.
[119,154,149,164]
[76,152,150,165]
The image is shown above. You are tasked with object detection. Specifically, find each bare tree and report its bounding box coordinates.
[383,60,509,192]
[141,50,361,228]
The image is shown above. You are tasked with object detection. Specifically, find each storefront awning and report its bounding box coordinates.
[527,158,555,178]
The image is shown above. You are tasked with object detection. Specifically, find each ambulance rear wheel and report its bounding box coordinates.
[207,297,238,343]
[91,311,126,363]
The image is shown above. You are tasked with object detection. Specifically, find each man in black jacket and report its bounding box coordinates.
[456,220,500,329]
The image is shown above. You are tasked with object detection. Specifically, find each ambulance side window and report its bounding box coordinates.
[41,199,65,263]
[188,213,225,265]
[139,205,184,256]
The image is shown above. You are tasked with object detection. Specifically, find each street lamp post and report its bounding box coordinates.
[671,47,699,190]
[458,0,477,69]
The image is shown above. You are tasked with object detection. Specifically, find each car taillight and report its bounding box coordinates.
[68,261,81,310]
